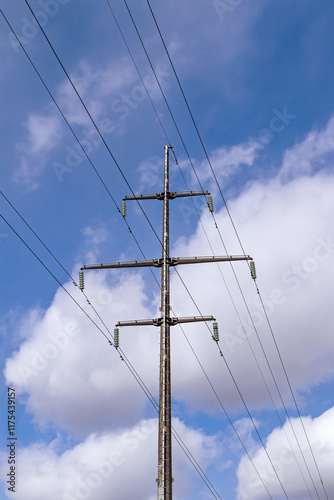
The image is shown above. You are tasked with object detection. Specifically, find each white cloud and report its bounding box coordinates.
[137,155,163,191]
[237,407,334,500]
[56,58,169,128]
[80,225,110,263]
[190,141,261,191]
[12,55,167,188]
[6,115,334,432]
[56,58,137,127]
[280,115,334,180]
[13,111,62,188]
[169,167,334,414]
[24,113,62,154]
[4,271,158,434]
[0,418,219,500]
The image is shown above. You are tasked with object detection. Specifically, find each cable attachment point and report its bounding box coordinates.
[121,200,126,218]
[213,322,219,342]
[114,328,120,348]
[207,195,214,213]
[250,261,257,280]
[79,270,84,290]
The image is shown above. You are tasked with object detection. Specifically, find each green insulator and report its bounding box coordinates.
[213,322,219,342]
[250,261,257,280]
[208,195,214,213]
[121,200,126,218]
[114,328,119,348]
[79,271,84,290]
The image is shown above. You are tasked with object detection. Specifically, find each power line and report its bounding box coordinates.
[144,0,246,255]
[0,6,271,500]
[37,0,319,494]
[105,0,171,146]
[142,4,329,498]
[0,211,112,344]
[1,157,275,500]
[82,145,253,500]
[22,0,162,248]
[0,8,161,292]
[113,4,319,495]
[3,4,325,498]
[0,198,222,500]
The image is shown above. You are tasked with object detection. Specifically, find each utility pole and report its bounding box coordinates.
[81,145,252,500]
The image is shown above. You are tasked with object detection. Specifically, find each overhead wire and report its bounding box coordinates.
[16,0,237,380]
[0,212,111,344]
[19,0,314,495]
[0,192,278,500]
[0,8,161,292]
[0,11,272,499]
[22,0,162,248]
[2,4,322,498]
[108,3,320,498]
[145,4,329,497]
[0,9,226,497]
[0,194,223,500]
[145,0,247,255]
[124,2,328,498]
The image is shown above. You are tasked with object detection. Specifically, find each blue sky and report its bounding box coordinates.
[1,1,334,499]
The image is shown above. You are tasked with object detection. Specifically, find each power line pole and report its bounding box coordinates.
[81,145,252,500]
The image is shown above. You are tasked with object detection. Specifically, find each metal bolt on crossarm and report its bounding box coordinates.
[81,146,252,500]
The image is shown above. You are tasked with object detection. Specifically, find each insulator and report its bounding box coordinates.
[250,261,257,280]
[121,200,126,218]
[79,271,84,290]
[208,195,214,213]
[114,328,119,348]
[213,322,219,342]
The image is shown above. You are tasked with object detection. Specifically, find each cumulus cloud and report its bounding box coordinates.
[169,167,334,414]
[6,115,334,432]
[4,271,158,434]
[4,114,334,500]
[280,115,334,180]
[237,407,334,500]
[0,418,219,500]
